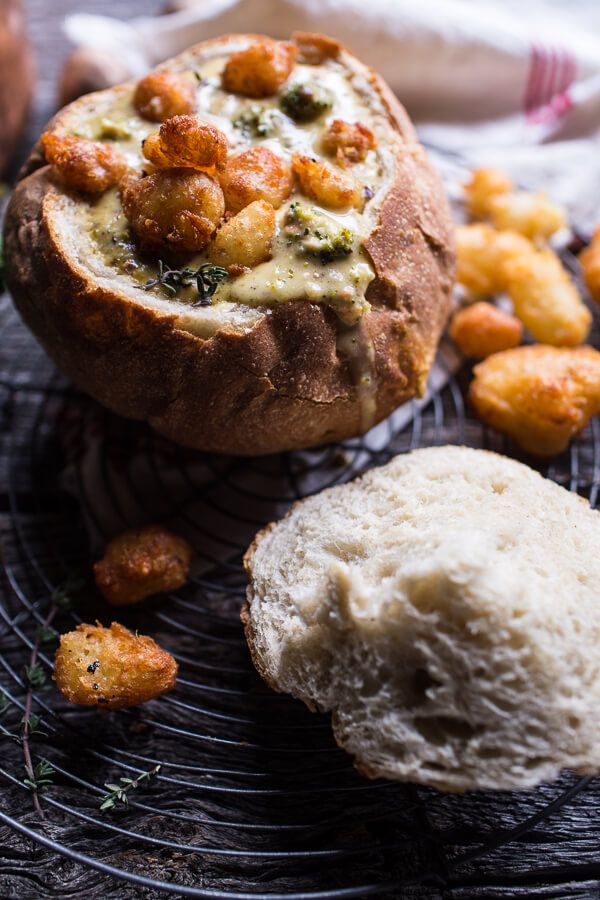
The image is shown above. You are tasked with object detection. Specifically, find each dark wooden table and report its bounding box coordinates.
[2,2,600,898]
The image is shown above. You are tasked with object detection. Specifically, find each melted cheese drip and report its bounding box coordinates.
[337,323,377,434]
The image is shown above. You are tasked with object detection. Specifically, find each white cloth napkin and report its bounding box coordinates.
[65,0,600,229]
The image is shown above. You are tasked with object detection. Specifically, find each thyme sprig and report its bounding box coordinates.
[0,570,85,816]
[23,760,55,793]
[99,765,162,812]
[144,261,228,305]
[21,650,52,815]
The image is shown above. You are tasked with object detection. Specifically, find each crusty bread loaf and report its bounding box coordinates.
[4,32,454,455]
[243,446,600,791]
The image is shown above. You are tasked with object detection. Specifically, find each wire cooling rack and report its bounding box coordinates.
[2,260,600,898]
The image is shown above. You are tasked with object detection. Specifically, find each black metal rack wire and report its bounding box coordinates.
[2,249,600,898]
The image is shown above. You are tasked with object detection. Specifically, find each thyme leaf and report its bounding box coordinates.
[51,573,86,611]
[99,765,161,812]
[21,713,47,738]
[24,663,46,689]
[36,625,58,645]
[144,262,228,305]
[193,264,229,305]
[23,760,55,792]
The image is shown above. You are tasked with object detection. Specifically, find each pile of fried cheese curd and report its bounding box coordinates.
[450,166,600,457]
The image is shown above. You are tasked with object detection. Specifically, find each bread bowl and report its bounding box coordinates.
[5,33,454,455]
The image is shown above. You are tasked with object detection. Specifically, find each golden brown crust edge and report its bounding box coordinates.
[4,32,455,456]
[242,522,283,695]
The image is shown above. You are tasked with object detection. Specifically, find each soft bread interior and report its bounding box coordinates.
[246,445,600,791]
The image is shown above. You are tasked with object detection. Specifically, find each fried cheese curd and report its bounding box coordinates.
[450,302,523,359]
[503,249,591,347]
[455,224,532,296]
[489,190,567,242]
[464,166,513,219]
[142,115,228,173]
[470,345,600,457]
[321,119,376,167]
[41,131,128,195]
[580,227,600,305]
[221,38,297,97]
[133,71,196,122]
[122,168,225,253]
[291,154,363,211]
[456,225,590,346]
[54,621,178,709]
[94,524,192,605]
[464,166,566,240]
[292,31,341,64]
[210,200,276,270]
[218,146,293,213]
[292,31,342,66]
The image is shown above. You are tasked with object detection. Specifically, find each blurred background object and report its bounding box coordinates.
[161,0,196,11]
[0,0,32,175]
[58,46,131,107]
[17,0,162,171]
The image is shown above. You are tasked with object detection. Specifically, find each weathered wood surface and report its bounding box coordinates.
[2,2,600,898]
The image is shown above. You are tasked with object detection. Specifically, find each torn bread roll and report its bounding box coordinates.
[244,445,600,791]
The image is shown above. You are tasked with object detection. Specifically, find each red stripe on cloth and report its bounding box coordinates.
[537,45,556,109]
[525,43,576,123]
[530,43,550,110]
[532,90,574,125]
[556,48,568,95]
[546,47,560,106]
[524,43,535,112]
[553,91,574,116]
[524,43,541,113]
[526,43,547,116]
[562,50,577,93]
